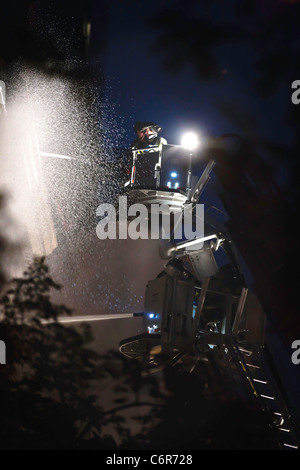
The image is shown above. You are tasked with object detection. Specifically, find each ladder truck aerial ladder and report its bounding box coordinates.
[117,133,300,450]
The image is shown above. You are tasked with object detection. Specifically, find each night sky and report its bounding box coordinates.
[103,1,296,154]
[1,0,299,166]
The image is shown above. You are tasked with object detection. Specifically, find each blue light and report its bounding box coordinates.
[148,313,155,319]
[170,172,177,178]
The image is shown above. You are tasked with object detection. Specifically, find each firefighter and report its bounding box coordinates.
[131,121,167,150]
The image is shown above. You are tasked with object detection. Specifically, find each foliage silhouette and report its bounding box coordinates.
[0,255,280,450]
[147,0,300,201]
[0,256,110,449]
[148,4,246,80]
[0,256,165,449]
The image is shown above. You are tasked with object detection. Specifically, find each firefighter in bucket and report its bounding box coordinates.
[131,121,167,150]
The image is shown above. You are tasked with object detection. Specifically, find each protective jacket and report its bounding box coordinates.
[131,121,167,150]
[131,135,167,150]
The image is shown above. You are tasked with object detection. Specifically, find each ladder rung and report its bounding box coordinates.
[253,378,268,384]
[260,394,275,400]
[246,363,260,369]
[229,341,298,447]
[283,443,299,449]
[238,347,252,356]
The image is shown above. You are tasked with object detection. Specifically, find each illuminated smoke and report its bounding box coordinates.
[0,65,163,334]
[0,65,125,272]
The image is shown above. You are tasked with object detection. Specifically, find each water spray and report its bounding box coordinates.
[41,312,144,325]
[40,151,75,160]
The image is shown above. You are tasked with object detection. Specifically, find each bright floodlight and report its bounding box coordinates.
[181,132,199,150]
